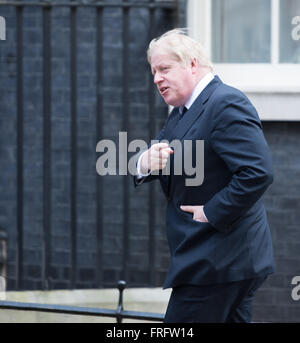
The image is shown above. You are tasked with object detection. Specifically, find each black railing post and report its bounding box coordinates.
[70,0,78,290]
[148,0,156,287]
[121,1,130,283]
[42,0,52,291]
[116,280,126,323]
[95,4,104,289]
[16,3,24,291]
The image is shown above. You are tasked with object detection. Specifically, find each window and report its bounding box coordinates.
[212,0,271,63]
[280,0,300,63]
[188,0,300,93]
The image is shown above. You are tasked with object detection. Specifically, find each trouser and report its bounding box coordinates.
[164,276,267,323]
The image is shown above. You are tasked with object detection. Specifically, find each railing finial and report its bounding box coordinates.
[116,280,126,323]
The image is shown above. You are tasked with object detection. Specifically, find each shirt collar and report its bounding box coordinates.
[179,72,214,114]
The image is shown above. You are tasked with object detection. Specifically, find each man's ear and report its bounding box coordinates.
[191,57,198,74]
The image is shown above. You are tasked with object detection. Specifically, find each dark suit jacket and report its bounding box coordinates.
[134,76,275,289]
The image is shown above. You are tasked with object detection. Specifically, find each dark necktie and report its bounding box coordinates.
[179,106,188,122]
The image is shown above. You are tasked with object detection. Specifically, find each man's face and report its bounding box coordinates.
[150,50,196,107]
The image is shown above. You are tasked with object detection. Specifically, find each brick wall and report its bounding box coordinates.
[0,5,19,288]
[0,1,175,291]
[252,122,300,323]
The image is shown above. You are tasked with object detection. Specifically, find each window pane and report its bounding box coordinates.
[211,0,271,63]
[280,0,300,63]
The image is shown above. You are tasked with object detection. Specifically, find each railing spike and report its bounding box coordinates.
[116,280,126,323]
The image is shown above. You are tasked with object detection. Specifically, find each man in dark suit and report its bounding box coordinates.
[133,29,274,323]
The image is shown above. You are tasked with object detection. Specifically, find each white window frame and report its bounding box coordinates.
[187,0,300,93]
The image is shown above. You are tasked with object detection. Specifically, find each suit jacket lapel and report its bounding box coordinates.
[167,76,222,142]
[163,107,180,139]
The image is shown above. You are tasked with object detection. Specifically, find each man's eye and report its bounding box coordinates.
[159,67,169,73]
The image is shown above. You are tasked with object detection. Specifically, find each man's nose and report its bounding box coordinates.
[154,72,163,84]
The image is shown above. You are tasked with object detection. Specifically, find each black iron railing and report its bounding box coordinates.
[0,280,164,322]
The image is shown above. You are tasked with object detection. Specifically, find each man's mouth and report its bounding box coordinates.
[160,87,169,95]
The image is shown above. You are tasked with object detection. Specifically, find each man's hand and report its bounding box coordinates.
[180,205,209,223]
[140,143,173,174]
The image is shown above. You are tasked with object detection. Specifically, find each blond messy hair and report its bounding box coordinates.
[147,28,213,71]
